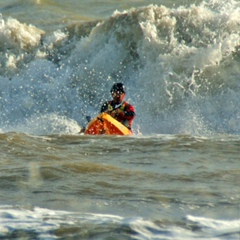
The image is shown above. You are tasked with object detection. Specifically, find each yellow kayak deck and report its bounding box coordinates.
[84,113,132,135]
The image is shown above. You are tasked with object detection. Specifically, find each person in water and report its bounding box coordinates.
[100,82,135,130]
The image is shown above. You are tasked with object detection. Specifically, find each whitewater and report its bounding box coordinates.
[0,0,239,239]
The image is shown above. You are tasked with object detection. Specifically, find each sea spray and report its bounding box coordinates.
[0,1,239,135]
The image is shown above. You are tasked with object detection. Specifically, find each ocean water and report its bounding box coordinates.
[0,0,240,239]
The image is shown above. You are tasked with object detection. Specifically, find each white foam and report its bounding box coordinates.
[187,215,240,238]
[0,205,124,238]
[0,0,240,135]
[0,205,238,239]
[187,215,240,230]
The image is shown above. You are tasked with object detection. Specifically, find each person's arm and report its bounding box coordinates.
[115,104,135,120]
[100,102,109,113]
[124,104,135,119]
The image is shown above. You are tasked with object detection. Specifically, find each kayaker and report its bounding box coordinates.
[100,82,135,130]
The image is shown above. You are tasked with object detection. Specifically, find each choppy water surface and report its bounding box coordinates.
[0,133,239,239]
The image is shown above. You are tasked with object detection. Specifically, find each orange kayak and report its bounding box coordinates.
[84,113,132,135]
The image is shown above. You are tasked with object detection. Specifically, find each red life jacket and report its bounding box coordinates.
[106,101,135,129]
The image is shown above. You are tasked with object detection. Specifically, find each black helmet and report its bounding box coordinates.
[110,83,126,93]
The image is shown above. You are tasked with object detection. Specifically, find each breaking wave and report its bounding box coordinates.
[0,0,239,135]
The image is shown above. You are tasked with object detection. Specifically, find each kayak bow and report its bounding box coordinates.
[84,113,132,135]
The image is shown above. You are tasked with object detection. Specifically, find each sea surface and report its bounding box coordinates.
[0,0,240,239]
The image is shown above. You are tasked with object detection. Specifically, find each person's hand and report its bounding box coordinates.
[111,108,124,117]
[107,105,114,112]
